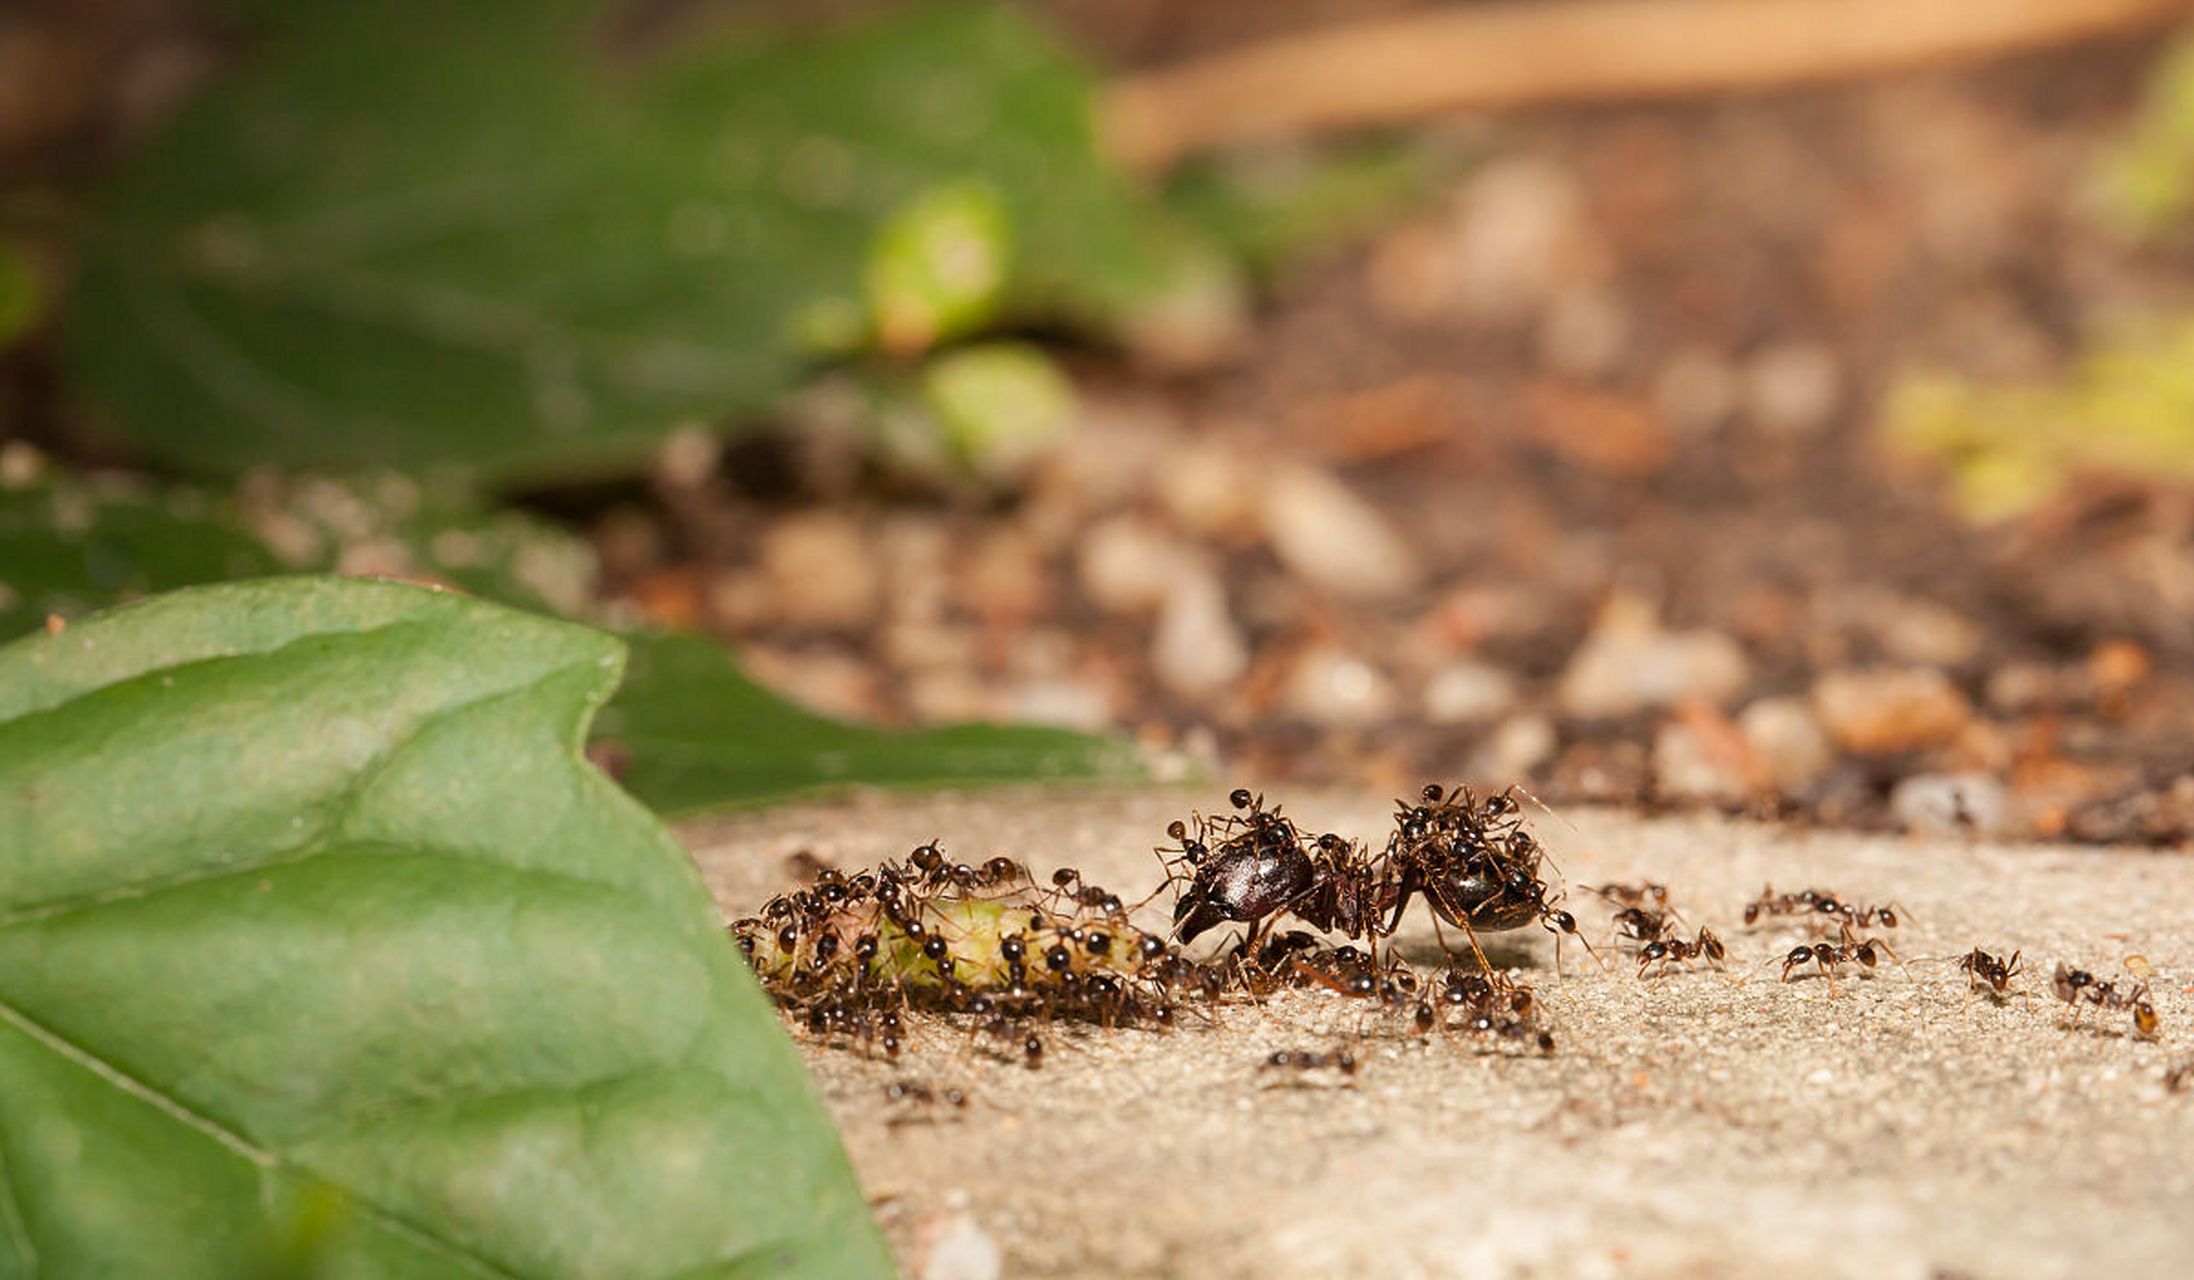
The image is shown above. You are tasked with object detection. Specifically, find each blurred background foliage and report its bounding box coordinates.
[5,0,2194,836]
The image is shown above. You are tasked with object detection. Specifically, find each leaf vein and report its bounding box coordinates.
[0,1000,519,1279]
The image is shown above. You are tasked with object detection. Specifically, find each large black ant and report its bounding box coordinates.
[1381,784,1599,976]
[1165,789,1321,956]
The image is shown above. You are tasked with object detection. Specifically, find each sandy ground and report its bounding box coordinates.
[681,787,2194,1280]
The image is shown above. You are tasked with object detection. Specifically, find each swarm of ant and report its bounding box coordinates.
[732,782,2180,1093]
[731,784,1573,1071]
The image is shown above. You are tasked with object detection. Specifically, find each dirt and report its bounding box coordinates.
[684,785,2194,1279]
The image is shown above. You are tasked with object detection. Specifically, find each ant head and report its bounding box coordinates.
[1229,787,1255,811]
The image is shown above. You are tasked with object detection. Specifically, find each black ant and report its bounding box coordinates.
[881,1079,969,1126]
[1259,1048,1359,1080]
[1952,947,2023,1002]
[1636,927,1725,978]
[1382,784,1599,976]
[2052,963,2158,1039]
[1778,924,1902,992]
[1744,884,1903,930]
[1587,881,1672,911]
[1610,906,1676,944]
[1165,789,1322,958]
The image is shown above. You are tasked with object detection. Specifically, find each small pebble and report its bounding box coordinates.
[1558,598,1749,718]
[1812,667,1972,754]
[1422,660,1519,724]
[1472,714,1558,781]
[1653,720,1748,802]
[1739,697,1833,793]
[1890,771,2010,836]
[1077,515,1194,616]
[1744,342,1842,437]
[1281,647,1397,726]
[759,513,879,630]
[918,1212,1002,1280]
[1151,568,1249,696]
[1262,465,1422,602]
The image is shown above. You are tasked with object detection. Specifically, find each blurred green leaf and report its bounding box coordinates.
[595,629,1143,816]
[2091,33,2194,240]
[68,2,1233,481]
[0,576,890,1278]
[1165,137,1449,271]
[0,240,35,343]
[1885,316,2194,521]
[919,341,1076,481]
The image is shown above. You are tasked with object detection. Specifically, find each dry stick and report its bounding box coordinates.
[1101,0,2194,171]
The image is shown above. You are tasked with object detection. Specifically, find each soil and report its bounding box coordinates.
[685,784,2194,1279]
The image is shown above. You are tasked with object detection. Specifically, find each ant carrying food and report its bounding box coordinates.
[1381,784,1600,976]
[2052,963,2159,1039]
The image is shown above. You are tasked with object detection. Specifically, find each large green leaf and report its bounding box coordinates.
[0,577,891,1279]
[595,629,1143,815]
[66,2,1226,480]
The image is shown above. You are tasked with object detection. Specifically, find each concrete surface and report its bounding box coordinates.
[681,787,2194,1280]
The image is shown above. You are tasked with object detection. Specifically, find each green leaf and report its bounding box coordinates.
[595,629,1143,815]
[67,2,1232,480]
[0,577,891,1279]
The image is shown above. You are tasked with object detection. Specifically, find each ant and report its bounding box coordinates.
[1744,885,1903,930]
[1778,924,1902,992]
[1382,784,1599,976]
[2166,1054,2194,1093]
[1635,927,1725,978]
[2052,963,2158,1039]
[1611,906,1676,945]
[1165,789,1322,959]
[1952,947,2023,1002]
[881,1079,969,1126]
[1587,881,1673,911]
[1259,1048,1359,1080]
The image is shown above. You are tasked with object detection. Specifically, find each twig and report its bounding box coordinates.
[1101,0,2194,171]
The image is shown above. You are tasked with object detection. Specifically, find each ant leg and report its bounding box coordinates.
[1426,910,1495,976]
